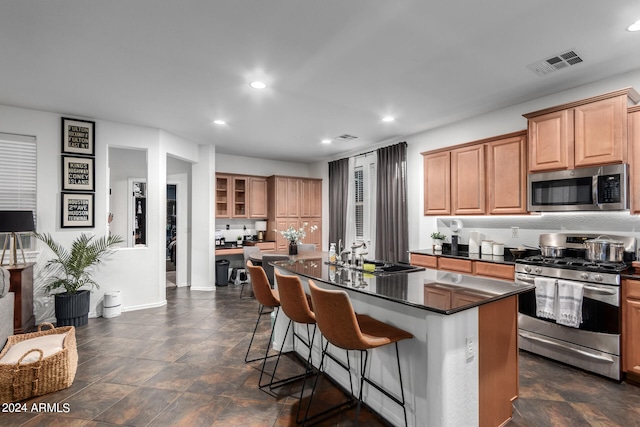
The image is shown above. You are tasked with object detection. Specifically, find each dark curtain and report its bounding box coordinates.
[328,158,349,249]
[376,142,408,263]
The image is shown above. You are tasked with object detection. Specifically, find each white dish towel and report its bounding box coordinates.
[556,279,584,328]
[534,277,556,320]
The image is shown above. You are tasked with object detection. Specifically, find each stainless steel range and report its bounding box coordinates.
[515,233,636,380]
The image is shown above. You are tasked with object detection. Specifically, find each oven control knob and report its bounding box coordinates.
[524,266,531,273]
[594,274,603,282]
[534,267,542,274]
[580,272,589,280]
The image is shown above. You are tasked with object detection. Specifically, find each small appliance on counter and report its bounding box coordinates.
[215,230,225,247]
[469,231,480,254]
[255,220,267,241]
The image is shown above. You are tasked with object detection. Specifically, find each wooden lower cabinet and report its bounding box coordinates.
[438,257,473,274]
[410,253,516,281]
[301,218,322,248]
[479,295,518,427]
[623,279,640,376]
[409,253,438,269]
[475,262,515,280]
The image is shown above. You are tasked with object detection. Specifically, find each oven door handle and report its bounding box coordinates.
[515,274,535,284]
[519,331,615,363]
[583,285,617,295]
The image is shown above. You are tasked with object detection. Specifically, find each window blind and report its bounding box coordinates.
[354,167,364,239]
[0,132,37,237]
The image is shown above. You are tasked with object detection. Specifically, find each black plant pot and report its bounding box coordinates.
[54,290,91,327]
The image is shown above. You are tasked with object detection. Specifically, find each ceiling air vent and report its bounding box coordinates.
[526,49,584,76]
[334,134,358,141]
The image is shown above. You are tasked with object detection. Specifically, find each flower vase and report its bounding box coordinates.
[433,239,443,252]
[288,242,298,255]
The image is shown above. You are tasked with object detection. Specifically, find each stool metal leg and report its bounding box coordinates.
[302,342,356,426]
[245,304,279,364]
[260,317,311,390]
[358,343,409,427]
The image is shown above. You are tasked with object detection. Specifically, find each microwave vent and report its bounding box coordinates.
[526,49,584,76]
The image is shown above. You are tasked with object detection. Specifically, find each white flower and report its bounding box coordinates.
[276,222,318,244]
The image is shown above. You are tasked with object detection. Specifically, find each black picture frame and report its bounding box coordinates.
[61,155,94,192]
[61,117,95,156]
[61,192,94,228]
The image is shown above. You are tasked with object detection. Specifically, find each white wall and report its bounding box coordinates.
[311,68,640,253]
[216,153,311,177]
[407,69,640,251]
[0,104,209,323]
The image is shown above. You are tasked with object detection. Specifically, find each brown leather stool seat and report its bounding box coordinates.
[306,279,413,426]
[276,271,360,424]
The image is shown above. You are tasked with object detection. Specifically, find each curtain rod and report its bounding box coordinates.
[335,141,407,162]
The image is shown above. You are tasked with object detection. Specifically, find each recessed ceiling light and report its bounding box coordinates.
[627,20,640,32]
[321,139,332,144]
[250,81,267,89]
[213,119,226,125]
[382,116,395,122]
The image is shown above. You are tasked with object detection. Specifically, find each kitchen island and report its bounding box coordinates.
[272,254,534,427]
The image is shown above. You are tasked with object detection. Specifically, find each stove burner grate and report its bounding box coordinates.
[518,256,629,273]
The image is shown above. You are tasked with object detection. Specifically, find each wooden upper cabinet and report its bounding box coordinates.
[248,177,268,218]
[487,133,527,214]
[574,95,627,167]
[451,144,485,215]
[628,107,640,214]
[272,176,301,218]
[527,109,573,172]
[301,179,322,217]
[215,174,231,218]
[274,176,289,217]
[525,89,638,172]
[231,176,248,218]
[423,151,451,215]
[286,178,301,217]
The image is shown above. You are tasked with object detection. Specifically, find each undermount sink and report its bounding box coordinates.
[326,260,425,275]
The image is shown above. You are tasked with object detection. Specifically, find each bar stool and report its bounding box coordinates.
[275,271,356,424]
[244,260,282,386]
[306,279,413,427]
[240,246,261,299]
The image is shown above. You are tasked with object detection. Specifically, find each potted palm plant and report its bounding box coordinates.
[35,232,123,327]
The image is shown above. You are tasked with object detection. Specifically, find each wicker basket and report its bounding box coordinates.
[0,323,78,403]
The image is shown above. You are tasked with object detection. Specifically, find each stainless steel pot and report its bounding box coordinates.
[584,235,625,262]
[539,245,566,258]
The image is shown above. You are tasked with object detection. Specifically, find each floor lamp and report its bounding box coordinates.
[0,210,35,266]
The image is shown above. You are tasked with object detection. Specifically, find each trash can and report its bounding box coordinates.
[216,259,230,286]
[103,290,122,318]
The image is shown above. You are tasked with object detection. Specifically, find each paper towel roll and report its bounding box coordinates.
[469,231,480,254]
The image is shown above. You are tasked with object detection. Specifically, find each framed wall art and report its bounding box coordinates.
[61,192,94,228]
[62,155,94,191]
[61,117,95,156]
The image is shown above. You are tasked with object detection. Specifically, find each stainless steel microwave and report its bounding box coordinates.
[527,164,628,212]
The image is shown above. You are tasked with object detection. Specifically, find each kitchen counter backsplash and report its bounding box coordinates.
[411,243,540,265]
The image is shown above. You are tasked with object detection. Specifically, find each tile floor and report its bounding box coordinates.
[2,284,640,426]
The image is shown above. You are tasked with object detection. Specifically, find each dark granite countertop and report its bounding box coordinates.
[272,253,534,315]
[410,244,540,266]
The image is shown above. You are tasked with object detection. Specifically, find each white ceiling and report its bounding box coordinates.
[1,1,640,163]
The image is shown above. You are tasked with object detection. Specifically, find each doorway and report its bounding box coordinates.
[166,184,177,287]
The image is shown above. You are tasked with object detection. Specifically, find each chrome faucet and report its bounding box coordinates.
[351,241,367,265]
